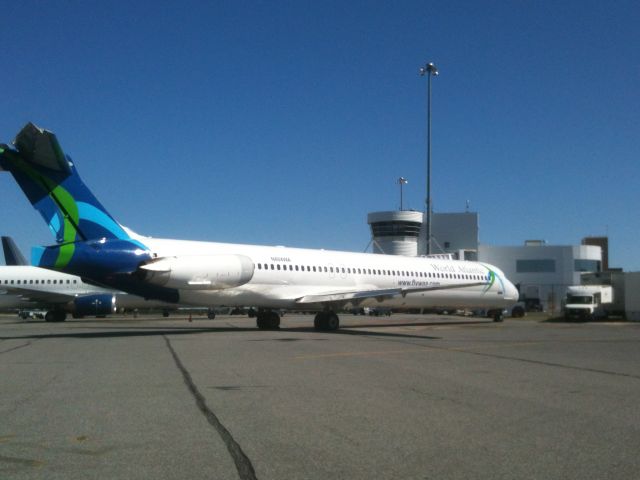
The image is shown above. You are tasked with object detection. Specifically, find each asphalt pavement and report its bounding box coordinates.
[1,313,639,479]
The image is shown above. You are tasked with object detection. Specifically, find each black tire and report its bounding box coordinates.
[314,312,327,330]
[46,311,66,322]
[267,311,280,329]
[326,313,339,331]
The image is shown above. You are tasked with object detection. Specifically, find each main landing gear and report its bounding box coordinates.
[256,309,281,329]
[254,310,341,331]
[45,310,67,322]
[314,311,340,331]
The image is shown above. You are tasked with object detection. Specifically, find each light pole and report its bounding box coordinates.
[398,176,408,210]
[419,62,438,255]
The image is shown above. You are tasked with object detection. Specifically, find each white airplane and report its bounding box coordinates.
[0,264,179,321]
[0,123,519,330]
[0,236,178,322]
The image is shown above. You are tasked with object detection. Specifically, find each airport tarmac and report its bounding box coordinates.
[1,312,639,480]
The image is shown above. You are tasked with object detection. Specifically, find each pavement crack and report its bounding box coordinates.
[163,336,258,480]
[0,341,32,355]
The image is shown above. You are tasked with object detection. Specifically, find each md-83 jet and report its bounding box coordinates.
[0,123,519,330]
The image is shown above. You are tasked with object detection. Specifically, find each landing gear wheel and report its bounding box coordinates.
[267,311,280,329]
[492,311,504,323]
[256,310,280,329]
[46,311,66,322]
[314,312,340,331]
[326,312,339,330]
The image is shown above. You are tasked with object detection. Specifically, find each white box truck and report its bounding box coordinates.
[564,285,614,320]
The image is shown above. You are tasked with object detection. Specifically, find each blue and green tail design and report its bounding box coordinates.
[1,123,179,303]
[0,123,148,271]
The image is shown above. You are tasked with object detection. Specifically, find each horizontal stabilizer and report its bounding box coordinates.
[13,123,70,174]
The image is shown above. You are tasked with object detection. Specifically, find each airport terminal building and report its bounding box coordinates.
[368,210,604,313]
[479,242,602,313]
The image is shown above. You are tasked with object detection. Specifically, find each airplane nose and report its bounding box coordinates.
[504,279,519,302]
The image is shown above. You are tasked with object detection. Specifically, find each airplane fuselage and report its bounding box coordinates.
[136,236,519,311]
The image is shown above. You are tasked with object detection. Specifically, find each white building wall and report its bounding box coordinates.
[479,244,602,313]
[419,212,479,256]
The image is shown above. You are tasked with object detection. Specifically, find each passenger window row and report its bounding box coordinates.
[1,279,78,285]
[256,263,487,281]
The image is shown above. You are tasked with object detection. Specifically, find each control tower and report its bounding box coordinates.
[367,211,423,256]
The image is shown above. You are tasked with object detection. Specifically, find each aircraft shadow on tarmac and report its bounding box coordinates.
[0,319,468,341]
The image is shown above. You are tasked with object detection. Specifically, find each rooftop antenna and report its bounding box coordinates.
[398,177,408,210]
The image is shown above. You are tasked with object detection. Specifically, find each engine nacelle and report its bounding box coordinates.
[139,254,255,290]
[73,294,117,316]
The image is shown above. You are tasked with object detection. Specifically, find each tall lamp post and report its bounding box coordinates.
[419,62,438,255]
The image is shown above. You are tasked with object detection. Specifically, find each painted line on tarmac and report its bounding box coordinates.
[164,336,258,480]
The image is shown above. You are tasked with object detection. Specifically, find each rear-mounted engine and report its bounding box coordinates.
[139,254,255,290]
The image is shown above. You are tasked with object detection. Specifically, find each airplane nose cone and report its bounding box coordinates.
[504,279,519,302]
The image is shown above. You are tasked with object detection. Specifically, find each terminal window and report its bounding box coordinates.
[574,259,601,272]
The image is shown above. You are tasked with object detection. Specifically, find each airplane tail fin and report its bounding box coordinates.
[0,123,154,275]
[0,123,176,301]
[1,236,28,266]
[0,123,132,245]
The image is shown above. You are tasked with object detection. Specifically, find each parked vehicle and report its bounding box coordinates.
[564,285,613,320]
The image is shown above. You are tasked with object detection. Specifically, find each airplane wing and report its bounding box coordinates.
[295,282,486,305]
[1,286,74,305]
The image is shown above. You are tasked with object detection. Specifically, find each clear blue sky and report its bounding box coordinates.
[1,1,638,270]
